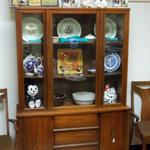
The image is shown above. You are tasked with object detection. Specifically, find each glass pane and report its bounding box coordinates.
[22,13,45,110]
[104,13,124,105]
[52,13,96,107]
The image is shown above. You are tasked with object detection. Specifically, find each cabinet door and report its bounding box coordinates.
[16,10,48,111]
[49,10,101,109]
[23,117,50,150]
[100,111,129,150]
[102,10,129,105]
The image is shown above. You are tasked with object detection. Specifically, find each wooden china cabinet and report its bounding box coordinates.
[15,7,130,150]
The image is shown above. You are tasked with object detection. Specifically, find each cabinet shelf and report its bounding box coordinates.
[54,98,96,108]
[104,71,122,76]
[53,41,96,45]
[24,106,45,111]
[106,41,123,47]
[23,42,43,45]
[24,75,44,79]
[54,74,95,79]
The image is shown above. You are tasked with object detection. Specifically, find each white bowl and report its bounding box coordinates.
[72,91,95,105]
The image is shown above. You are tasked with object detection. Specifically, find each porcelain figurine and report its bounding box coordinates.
[27,84,41,109]
[104,84,117,104]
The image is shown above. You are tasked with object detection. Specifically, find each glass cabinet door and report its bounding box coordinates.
[20,12,46,110]
[51,12,97,108]
[103,13,126,105]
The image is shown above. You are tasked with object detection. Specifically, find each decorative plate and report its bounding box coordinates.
[94,23,96,35]
[57,48,83,74]
[105,17,117,39]
[104,53,121,72]
[64,74,86,81]
[22,17,43,42]
[57,18,81,38]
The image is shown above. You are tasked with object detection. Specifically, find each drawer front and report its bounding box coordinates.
[54,145,98,150]
[55,129,98,145]
[54,114,98,128]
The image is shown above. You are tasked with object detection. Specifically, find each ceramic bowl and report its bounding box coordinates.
[72,91,95,105]
[53,93,66,107]
[87,67,96,74]
[52,37,59,43]
[85,34,96,42]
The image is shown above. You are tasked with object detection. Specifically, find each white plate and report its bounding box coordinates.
[22,17,43,42]
[57,18,81,38]
[104,53,121,72]
[94,23,96,35]
[105,17,117,39]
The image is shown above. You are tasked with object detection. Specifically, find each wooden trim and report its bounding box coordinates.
[53,142,99,149]
[0,89,9,135]
[53,126,99,132]
[17,105,131,117]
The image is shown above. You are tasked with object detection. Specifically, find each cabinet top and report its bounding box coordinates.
[14,7,130,11]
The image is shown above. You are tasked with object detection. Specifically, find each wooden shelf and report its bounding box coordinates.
[54,74,95,79]
[53,41,96,45]
[23,42,43,45]
[24,75,44,79]
[53,142,99,149]
[104,71,122,76]
[54,99,96,108]
[24,106,45,111]
[105,40,123,47]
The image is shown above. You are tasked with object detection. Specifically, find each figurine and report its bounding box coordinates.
[26,84,41,109]
[104,84,117,104]
[95,0,107,8]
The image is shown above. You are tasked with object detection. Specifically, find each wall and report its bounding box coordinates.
[0,0,18,138]
[127,3,150,116]
[0,0,150,138]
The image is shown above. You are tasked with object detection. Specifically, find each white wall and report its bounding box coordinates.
[0,0,18,139]
[0,1,150,138]
[127,3,150,106]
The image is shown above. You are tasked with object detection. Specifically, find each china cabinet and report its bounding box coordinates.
[15,7,130,150]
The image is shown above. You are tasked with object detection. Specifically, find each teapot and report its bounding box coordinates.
[34,57,44,77]
[23,54,38,76]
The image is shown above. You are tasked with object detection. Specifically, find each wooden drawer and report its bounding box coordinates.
[54,129,98,145]
[54,145,98,150]
[54,114,98,128]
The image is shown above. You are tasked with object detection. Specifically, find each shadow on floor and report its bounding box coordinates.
[130,145,142,150]
[130,145,150,150]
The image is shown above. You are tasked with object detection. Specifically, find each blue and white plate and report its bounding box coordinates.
[104,53,121,72]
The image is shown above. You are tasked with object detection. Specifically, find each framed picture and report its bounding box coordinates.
[11,0,29,6]
[129,0,150,2]
[11,0,18,6]
[59,0,80,7]
[57,49,83,74]
[29,0,41,6]
[41,0,58,6]
[18,0,29,5]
